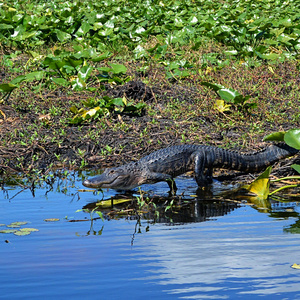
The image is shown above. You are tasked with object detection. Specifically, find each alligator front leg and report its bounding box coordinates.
[146,172,177,193]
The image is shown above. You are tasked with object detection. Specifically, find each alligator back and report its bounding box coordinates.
[138,143,298,174]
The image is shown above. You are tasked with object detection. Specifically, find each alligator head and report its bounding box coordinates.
[83,165,141,190]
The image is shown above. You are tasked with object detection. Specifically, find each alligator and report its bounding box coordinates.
[83,143,298,192]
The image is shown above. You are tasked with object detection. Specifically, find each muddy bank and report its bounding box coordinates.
[1,62,300,182]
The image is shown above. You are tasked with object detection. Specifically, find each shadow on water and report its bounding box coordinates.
[2,173,300,299]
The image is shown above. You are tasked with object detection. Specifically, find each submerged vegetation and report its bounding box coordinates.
[0,0,300,203]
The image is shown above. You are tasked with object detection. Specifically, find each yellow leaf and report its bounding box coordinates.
[268,66,274,74]
[122,96,127,106]
[238,166,272,201]
[96,198,131,208]
[214,100,231,113]
[0,109,6,119]
[291,263,300,269]
[205,66,213,74]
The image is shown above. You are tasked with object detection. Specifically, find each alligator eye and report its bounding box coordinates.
[109,170,115,175]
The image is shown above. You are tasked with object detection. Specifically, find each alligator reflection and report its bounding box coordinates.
[83,194,240,224]
[82,189,300,236]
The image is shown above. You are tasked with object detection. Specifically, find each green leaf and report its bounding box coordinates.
[200,81,225,91]
[0,83,18,92]
[25,71,45,82]
[56,30,71,42]
[284,129,300,150]
[78,65,93,80]
[71,77,86,91]
[95,211,104,221]
[263,131,286,141]
[108,63,127,74]
[70,105,78,114]
[291,164,300,174]
[11,75,26,85]
[91,51,112,62]
[109,97,124,107]
[218,88,240,102]
[51,77,69,86]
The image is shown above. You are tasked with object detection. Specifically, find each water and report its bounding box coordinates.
[1,175,300,299]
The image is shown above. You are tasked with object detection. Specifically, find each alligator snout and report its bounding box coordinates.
[82,179,90,187]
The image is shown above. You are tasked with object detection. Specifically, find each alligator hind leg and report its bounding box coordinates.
[194,152,213,186]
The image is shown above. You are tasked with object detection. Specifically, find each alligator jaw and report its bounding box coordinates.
[82,168,137,190]
[82,175,117,189]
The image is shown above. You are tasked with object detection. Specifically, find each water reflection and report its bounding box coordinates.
[1,174,300,299]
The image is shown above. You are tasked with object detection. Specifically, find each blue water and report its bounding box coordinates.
[1,175,300,300]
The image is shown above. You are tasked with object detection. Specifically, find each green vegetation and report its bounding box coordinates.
[0,0,299,201]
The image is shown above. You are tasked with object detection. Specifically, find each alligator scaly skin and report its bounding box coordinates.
[83,143,298,191]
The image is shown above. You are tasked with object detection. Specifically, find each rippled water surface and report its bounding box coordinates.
[1,176,300,300]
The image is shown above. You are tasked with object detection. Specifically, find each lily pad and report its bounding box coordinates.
[44,218,60,222]
[20,228,39,232]
[0,229,17,234]
[10,221,28,226]
[14,230,31,236]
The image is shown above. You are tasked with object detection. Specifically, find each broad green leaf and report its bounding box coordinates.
[263,131,285,141]
[0,24,14,30]
[291,164,300,174]
[25,71,45,81]
[200,81,225,91]
[109,98,124,107]
[51,77,69,86]
[91,51,112,62]
[108,63,127,74]
[0,83,18,92]
[11,75,26,85]
[71,77,86,90]
[76,23,91,36]
[78,65,93,80]
[56,30,71,42]
[284,129,300,150]
[218,88,240,102]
